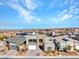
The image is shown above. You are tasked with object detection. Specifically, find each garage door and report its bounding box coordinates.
[75,45,79,50]
[9,43,17,50]
[28,45,37,50]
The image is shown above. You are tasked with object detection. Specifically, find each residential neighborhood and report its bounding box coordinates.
[0,0,79,58]
[0,28,79,56]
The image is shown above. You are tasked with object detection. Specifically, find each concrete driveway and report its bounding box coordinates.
[27,49,43,56]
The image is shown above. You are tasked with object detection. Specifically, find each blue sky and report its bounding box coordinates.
[0,0,79,29]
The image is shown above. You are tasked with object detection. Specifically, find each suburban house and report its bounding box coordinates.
[44,36,55,51]
[5,32,46,51]
[60,38,75,51]
[5,36,26,52]
[75,42,79,50]
[17,32,56,51]
[25,33,46,50]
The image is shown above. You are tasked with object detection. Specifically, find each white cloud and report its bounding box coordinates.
[60,14,72,20]
[68,5,79,15]
[64,0,74,4]
[69,6,75,14]
[0,2,4,6]
[70,0,74,4]
[24,0,37,10]
[24,0,42,11]
[51,8,73,21]
[3,0,41,23]
[51,14,72,21]
[50,0,79,21]
[73,8,79,14]
[57,9,68,17]
[53,8,73,20]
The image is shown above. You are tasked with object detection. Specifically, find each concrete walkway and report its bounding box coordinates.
[0,50,8,56]
[3,50,17,56]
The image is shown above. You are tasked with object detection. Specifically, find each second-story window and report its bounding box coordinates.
[49,39,52,41]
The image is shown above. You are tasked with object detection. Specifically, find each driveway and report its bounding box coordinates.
[27,49,43,56]
[3,50,17,56]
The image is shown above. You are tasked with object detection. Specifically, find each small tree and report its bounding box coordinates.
[67,45,71,51]
[0,35,7,41]
[16,45,20,52]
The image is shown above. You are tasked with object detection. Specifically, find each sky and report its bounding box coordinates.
[0,0,79,29]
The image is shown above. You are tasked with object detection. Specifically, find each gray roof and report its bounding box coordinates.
[6,37,26,45]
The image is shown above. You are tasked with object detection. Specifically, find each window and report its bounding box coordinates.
[29,39,32,42]
[33,39,37,43]
[11,45,17,50]
[39,39,43,43]
[48,47,52,51]
[29,39,37,44]
[49,39,52,41]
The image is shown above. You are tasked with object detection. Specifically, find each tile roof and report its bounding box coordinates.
[6,37,26,45]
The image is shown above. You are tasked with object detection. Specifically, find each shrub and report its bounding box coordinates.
[63,46,68,52]
[67,45,71,50]
[0,35,7,41]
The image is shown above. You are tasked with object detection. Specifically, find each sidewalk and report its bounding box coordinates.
[3,50,17,56]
